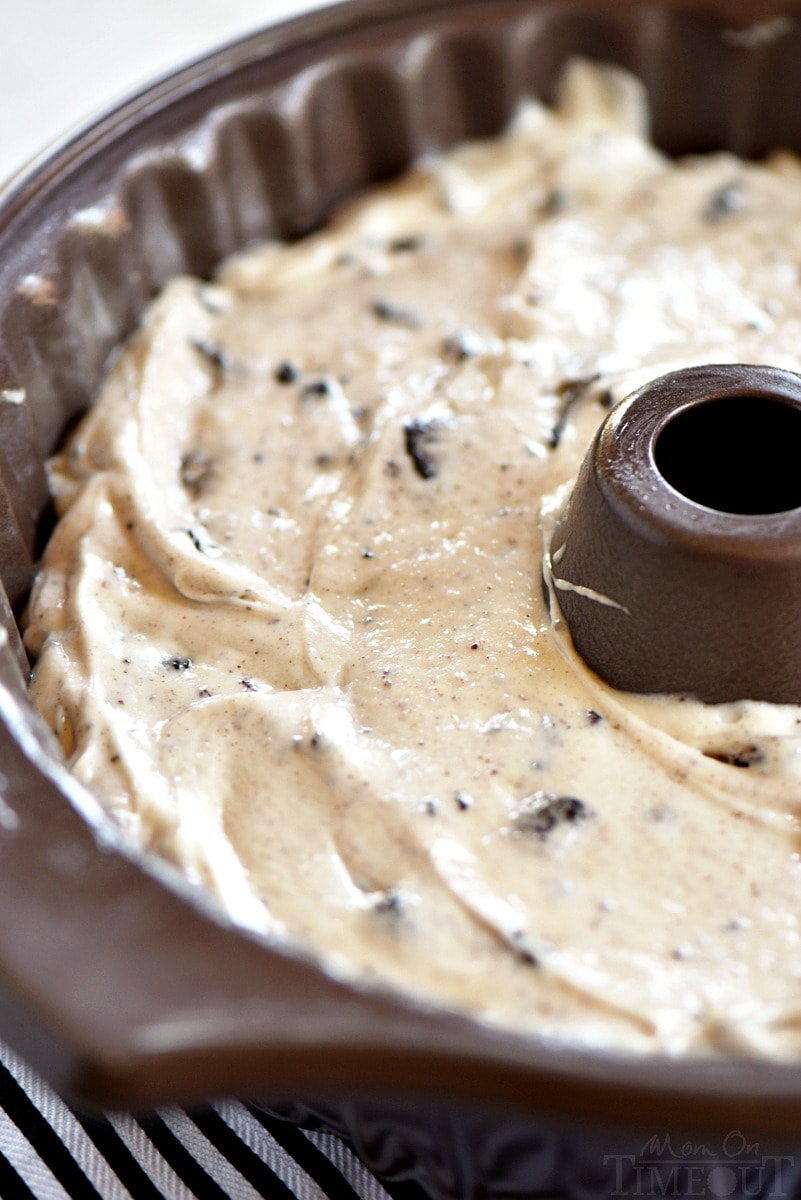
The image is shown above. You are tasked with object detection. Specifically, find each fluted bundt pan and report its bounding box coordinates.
[1,3,801,1198]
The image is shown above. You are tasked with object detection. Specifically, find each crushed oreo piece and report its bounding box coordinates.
[586,709,603,725]
[705,745,765,768]
[166,656,191,671]
[180,449,215,497]
[512,792,592,839]
[404,418,442,479]
[509,929,540,967]
[704,181,744,223]
[275,360,299,384]
[189,338,230,381]
[441,329,485,361]
[370,299,421,328]
[542,187,569,216]
[387,235,423,253]
[302,378,333,399]
[373,888,404,916]
[549,374,601,450]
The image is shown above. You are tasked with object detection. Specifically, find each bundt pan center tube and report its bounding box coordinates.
[549,364,801,703]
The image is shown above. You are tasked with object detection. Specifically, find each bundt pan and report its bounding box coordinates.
[2,1,801,1197]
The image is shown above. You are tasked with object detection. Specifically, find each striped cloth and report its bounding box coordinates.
[0,1044,432,1200]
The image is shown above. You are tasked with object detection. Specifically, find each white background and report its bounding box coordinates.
[0,0,338,186]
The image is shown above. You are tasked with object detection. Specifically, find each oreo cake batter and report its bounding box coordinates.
[24,61,801,1057]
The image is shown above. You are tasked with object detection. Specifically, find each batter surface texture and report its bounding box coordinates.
[25,62,801,1057]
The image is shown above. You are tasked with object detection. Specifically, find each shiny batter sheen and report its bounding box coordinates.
[24,62,801,1057]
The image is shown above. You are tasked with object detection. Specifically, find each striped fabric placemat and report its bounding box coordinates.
[0,1044,432,1200]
